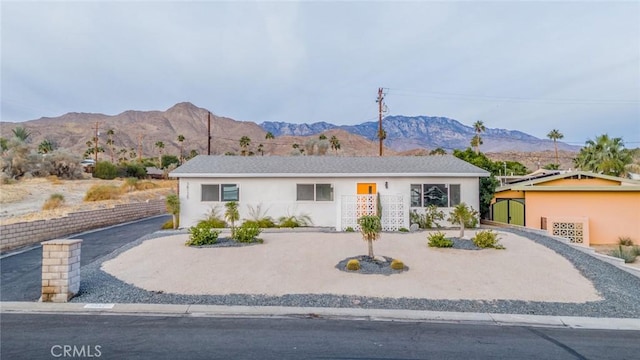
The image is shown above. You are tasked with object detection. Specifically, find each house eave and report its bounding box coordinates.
[169,172,488,179]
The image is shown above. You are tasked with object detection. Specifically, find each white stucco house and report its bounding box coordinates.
[169,155,489,230]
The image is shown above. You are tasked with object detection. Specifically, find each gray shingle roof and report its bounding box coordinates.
[170,155,489,178]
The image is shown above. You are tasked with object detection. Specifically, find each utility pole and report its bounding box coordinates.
[94,122,99,164]
[138,134,143,163]
[376,87,385,156]
[207,112,212,155]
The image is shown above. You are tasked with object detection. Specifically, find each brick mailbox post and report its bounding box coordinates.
[41,239,83,302]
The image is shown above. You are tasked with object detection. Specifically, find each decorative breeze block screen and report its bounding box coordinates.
[341,195,404,231]
[552,222,584,244]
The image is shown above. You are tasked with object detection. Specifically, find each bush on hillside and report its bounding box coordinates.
[93,161,118,180]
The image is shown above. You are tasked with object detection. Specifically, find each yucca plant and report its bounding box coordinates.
[448,203,476,238]
[358,215,381,258]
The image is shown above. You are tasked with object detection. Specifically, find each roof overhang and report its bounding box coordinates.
[169,172,488,179]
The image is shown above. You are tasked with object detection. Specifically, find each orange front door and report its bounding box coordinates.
[357,183,377,195]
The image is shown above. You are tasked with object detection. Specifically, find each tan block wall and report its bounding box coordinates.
[41,239,82,302]
[0,199,166,252]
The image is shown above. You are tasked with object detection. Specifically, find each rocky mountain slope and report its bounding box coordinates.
[1,102,576,164]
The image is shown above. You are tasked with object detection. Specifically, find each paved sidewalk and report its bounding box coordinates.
[2,301,639,331]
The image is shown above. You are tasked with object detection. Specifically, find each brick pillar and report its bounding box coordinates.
[41,239,83,302]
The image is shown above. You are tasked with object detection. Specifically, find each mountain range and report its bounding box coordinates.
[0,102,578,165]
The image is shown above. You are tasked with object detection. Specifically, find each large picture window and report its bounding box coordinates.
[410,183,461,208]
[201,184,238,202]
[297,183,333,201]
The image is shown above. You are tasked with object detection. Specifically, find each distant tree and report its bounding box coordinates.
[265,132,275,140]
[574,134,631,177]
[429,147,446,155]
[188,149,199,160]
[239,136,251,156]
[37,139,56,154]
[106,129,115,163]
[128,147,137,161]
[292,143,300,150]
[12,126,31,142]
[319,134,327,140]
[0,137,9,153]
[472,120,486,154]
[330,136,341,154]
[154,141,165,166]
[118,148,128,163]
[547,129,564,167]
[543,163,560,170]
[161,154,179,169]
[177,134,185,164]
[304,139,316,155]
[257,143,264,156]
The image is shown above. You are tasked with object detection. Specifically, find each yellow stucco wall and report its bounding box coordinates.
[525,191,640,245]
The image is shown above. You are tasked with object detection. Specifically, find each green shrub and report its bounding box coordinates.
[198,218,227,228]
[161,155,179,169]
[43,193,65,210]
[118,163,147,179]
[186,222,220,246]
[233,222,263,243]
[390,259,405,270]
[427,231,453,248]
[346,259,360,271]
[84,184,121,201]
[410,205,445,229]
[619,236,634,246]
[472,230,505,249]
[278,213,313,228]
[398,227,409,233]
[609,245,638,263]
[93,161,118,180]
[345,226,355,232]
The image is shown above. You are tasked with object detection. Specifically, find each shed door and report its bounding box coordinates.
[492,199,525,226]
[357,183,376,195]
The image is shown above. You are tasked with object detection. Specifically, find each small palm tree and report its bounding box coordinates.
[12,126,31,142]
[472,120,486,154]
[239,136,251,156]
[547,129,564,167]
[225,201,240,237]
[38,139,55,154]
[165,193,180,229]
[177,134,185,164]
[106,129,115,163]
[330,136,341,154]
[358,215,382,258]
[265,132,275,140]
[155,141,165,166]
[257,143,264,156]
[448,203,475,238]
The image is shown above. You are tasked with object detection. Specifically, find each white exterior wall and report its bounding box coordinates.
[177,176,481,229]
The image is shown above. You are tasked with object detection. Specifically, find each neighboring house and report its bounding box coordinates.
[490,171,640,245]
[169,155,489,230]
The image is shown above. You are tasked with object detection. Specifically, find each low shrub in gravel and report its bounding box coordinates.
[186,222,220,246]
[233,222,263,243]
[472,230,505,249]
[609,245,638,263]
[345,227,355,232]
[346,259,360,271]
[84,184,121,201]
[398,227,409,233]
[428,232,453,248]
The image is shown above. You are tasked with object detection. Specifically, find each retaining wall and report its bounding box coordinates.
[0,199,166,252]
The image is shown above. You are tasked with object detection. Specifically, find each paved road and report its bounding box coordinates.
[0,215,170,301]
[2,314,638,360]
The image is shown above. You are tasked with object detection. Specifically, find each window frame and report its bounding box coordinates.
[201,183,239,202]
[410,183,461,208]
[296,183,334,202]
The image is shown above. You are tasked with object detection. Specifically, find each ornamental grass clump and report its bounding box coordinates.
[609,245,638,263]
[42,193,65,210]
[472,230,505,249]
[427,231,453,248]
[84,184,121,201]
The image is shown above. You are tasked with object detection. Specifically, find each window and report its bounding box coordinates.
[201,184,220,202]
[201,184,238,202]
[297,183,333,201]
[410,183,461,207]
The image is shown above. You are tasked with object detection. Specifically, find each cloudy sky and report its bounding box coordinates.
[2,1,639,145]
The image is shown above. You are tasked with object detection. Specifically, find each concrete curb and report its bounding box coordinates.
[2,302,639,330]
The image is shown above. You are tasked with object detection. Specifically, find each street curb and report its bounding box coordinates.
[2,302,639,330]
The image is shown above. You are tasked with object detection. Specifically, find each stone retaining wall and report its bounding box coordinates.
[0,199,167,252]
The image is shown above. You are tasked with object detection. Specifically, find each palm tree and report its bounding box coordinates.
[547,129,564,167]
[470,135,483,152]
[118,148,128,163]
[574,134,631,177]
[257,143,264,156]
[155,141,165,166]
[265,132,275,141]
[37,139,55,154]
[106,129,115,163]
[129,147,137,161]
[358,215,381,258]
[319,134,327,140]
[448,203,474,238]
[330,136,341,154]
[472,120,486,154]
[239,136,251,156]
[12,126,31,142]
[429,147,446,155]
[177,134,185,164]
[225,201,240,237]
